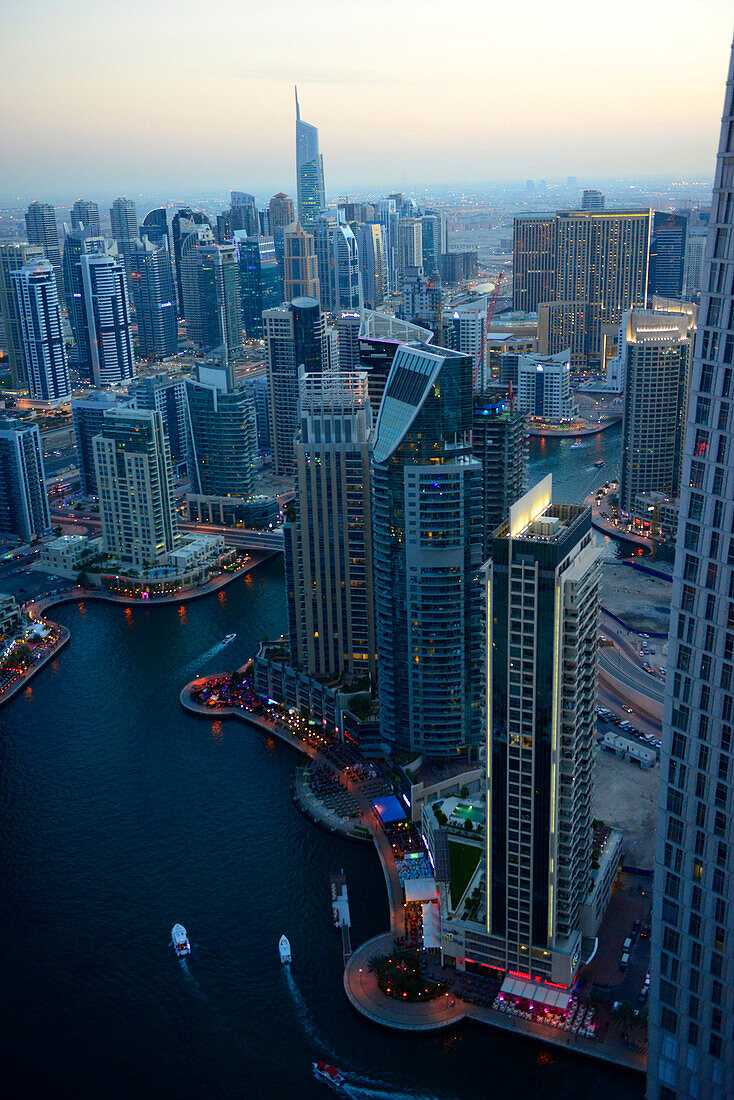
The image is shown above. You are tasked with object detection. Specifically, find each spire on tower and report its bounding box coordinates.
[295,85,300,121]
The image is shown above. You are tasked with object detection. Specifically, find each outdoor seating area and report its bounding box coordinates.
[403,901,423,947]
[306,765,361,820]
[396,855,433,882]
[492,993,597,1039]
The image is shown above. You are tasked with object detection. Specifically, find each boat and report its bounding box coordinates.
[222,633,236,645]
[171,924,190,958]
[279,934,291,964]
[593,459,605,468]
[312,1062,345,1089]
[570,439,583,448]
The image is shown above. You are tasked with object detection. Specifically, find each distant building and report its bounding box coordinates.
[283,223,320,302]
[127,236,178,361]
[268,193,295,236]
[24,202,62,295]
[263,297,328,474]
[649,212,687,301]
[93,407,178,567]
[581,189,604,210]
[234,234,280,338]
[421,212,444,276]
[181,239,242,361]
[0,418,51,542]
[73,391,133,496]
[230,191,259,237]
[109,197,139,274]
[336,311,361,371]
[516,351,575,421]
[243,373,271,453]
[619,306,695,513]
[472,388,526,553]
[439,250,478,285]
[372,342,483,757]
[0,242,46,390]
[69,199,101,236]
[356,223,386,308]
[171,208,211,317]
[396,218,422,290]
[79,241,135,387]
[516,208,652,366]
[287,368,376,680]
[295,87,325,224]
[447,298,487,385]
[11,258,70,403]
[140,208,169,250]
[399,267,442,332]
[313,216,360,312]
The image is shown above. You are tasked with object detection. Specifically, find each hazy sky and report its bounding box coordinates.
[2,0,732,199]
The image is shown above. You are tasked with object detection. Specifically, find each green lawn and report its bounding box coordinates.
[448,839,481,909]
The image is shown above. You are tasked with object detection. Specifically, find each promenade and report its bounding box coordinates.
[0,624,70,708]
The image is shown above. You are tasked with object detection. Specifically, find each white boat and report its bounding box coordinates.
[222,633,237,645]
[313,1062,345,1088]
[570,440,583,448]
[171,923,190,958]
[279,934,292,964]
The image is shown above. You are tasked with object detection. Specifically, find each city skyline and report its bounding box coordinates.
[2,1,732,196]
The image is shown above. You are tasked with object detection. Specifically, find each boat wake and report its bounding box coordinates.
[282,966,339,1060]
[341,1077,443,1100]
[182,639,232,676]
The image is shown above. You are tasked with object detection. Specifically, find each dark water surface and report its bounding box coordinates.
[1,430,642,1099]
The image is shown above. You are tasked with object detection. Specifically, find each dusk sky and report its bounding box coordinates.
[3,0,733,198]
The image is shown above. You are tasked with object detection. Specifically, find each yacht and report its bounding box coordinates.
[171,924,190,958]
[279,934,292,964]
[222,633,237,645]
[312,1062,345,1089]
[593,459,605,468]
[570,439,583,448]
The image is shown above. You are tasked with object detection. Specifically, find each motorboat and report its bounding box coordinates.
[222,633,237,645]
[279,934,292,964]
[171,924,190,957]
[570,439,583,448]
[593,459,605,468]
[313,1062,345,1088]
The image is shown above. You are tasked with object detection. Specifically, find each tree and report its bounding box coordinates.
[464,819,473,832]
[76,571,89,589]
[459,785,470,799]
[611,1001,637,1037]
[367,955,387,975]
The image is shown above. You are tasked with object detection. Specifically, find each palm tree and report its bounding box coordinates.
[611,1001,636,1037]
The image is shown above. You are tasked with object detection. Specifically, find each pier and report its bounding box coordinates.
[330,871,352,965]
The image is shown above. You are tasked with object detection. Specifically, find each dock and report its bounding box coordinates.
[330,871,352,965]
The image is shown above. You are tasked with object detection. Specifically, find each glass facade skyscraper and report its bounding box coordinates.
[371,341,483,757]
[234,234,280,338]
[648,39,734,1100]
[12,258,71,403]
[295,87,325,225]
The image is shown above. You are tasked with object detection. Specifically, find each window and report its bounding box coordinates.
[661,1007,678,1034]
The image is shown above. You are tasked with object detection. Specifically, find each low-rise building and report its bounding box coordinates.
[601,731,657,768]
[38,534,102,579]
[168,533,228,573]
[0,593,22,639]
[185,493,279,529]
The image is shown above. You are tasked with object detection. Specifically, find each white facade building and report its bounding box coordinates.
[516,351,574,421]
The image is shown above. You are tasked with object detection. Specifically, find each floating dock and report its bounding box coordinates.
[330,870,352,965]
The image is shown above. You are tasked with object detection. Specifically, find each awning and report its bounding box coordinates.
[404,877,438,903]
[499,974,571,1011]
[422,902,441,949]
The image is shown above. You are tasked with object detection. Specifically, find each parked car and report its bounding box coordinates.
[620,951,630,971]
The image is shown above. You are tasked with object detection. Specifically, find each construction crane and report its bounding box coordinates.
[473,270,505,390]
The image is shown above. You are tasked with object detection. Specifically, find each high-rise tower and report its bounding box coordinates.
[78,241,135,387]
[648,38,734,1100]
[0,417,51,542]
[372,341,483,757]
[287,368,376,681]
[11,258,71,403]
[295,87,325,225]
[24,202,62,295]
[127,236,178,362]
[69,199,101,236]
[0,242,45,390]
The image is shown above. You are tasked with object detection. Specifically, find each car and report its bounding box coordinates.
[622,936,633,952]
[640,924,650,939]
[632,919,641,935]
[620,951,630,971]
[623,705,634,714]
[638,986,649,1004]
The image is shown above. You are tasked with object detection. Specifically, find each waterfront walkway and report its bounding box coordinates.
[26,553,273,617]
[0,624,70,708]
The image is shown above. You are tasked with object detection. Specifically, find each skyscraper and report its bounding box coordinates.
[0,418,51,542]
[581,189,605,211]
[421,212,444,276]
[372,341,483,757]
[93,407,178,568]
[230,192,259,237]
[336,311,361,371]
[472,387,527,554]
[263,297,328,475]
[61,224,103,376]
[109,197,139,271]
[357,310,434,423]
[356,223,386,308]
[286,368,376,680]
[649,212,688,301]
[0,242,46,389]
[69,199,101,236]
[172,208,211,316]
[234,234,280,338]
[396,218,423,290]
[181,238,242,361]
[516,351,575,421]
[399,267,442,332]
[127,236,177,361]
[78,241,135,386]
[295,87,325,225]
[72,391,132,496]
[484,476,601,985]
[314,217,359,312]
[186,356,257,500]
[648,40,734,1100]
[283,222,320,302]
[515,208,652,366]
[140,208,170,249]
[129,373,190,476]
[11,258,71,404]
[24,201,63,295]
[619,306,695,513]
[268,193,295,235]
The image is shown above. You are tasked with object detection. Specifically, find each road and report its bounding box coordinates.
[49,510,285,552]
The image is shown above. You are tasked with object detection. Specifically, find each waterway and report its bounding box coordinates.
[0,426,642,1099]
